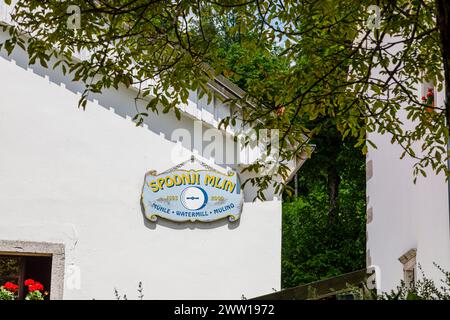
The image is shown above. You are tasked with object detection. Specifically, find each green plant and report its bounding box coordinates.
[25,290,45,301]
[0,279,47,300]
[23,279,46,300]
[282,137,366,288]
[381,263,450,300]
[114,282,144,300]
[0,286,15,300]
[0,282,18,300]
[3,0,450,195]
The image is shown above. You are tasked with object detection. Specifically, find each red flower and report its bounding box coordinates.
[28,282,44,292]
[276,106,285,116]
[3,282,19,293]
[24,279,35,286]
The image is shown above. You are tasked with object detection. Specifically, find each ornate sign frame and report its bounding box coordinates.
[141,156,243,223]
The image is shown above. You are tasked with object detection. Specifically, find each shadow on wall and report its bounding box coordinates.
[0,32,275,230]
[0,35,194,158]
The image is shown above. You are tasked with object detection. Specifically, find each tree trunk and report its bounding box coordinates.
[325,131,342,224]
[327,162,340,224]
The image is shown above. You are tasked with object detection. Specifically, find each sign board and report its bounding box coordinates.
[141,158,243,222]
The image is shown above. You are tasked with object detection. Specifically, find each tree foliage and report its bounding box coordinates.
[282,137,366,288]
[1,0,449,194]
[211,15,366,287]
[377,264,450,300]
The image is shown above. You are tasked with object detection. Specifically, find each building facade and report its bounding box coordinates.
[366,37,450,292]
[0,6,305,298]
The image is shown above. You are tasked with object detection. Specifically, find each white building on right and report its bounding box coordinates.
[367,75,450,292]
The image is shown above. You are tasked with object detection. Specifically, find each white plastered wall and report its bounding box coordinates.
[0,30,282,299]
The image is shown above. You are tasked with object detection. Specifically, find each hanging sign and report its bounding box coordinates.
[141,158,243,222]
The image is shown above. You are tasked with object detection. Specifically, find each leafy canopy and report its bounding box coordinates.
[1,0,449,193]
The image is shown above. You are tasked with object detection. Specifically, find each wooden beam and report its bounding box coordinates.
[253,269,368,300]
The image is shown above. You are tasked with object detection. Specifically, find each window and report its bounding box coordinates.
[0,254,52,300]
[398,248,417,289]
[0,256,22,289]
[0,240,65,300]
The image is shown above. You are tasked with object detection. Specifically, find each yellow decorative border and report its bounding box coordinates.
[144,212,241,223]
[145,168,235,178]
